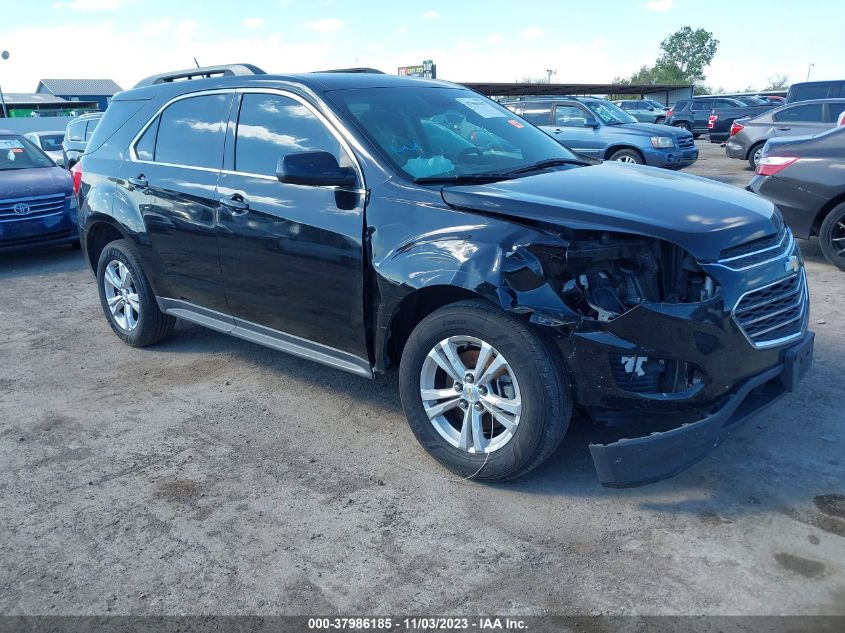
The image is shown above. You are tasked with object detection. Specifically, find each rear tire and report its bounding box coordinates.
[608,148,644,165]
[96,239,175,347]
[748,143,765,170]
[655,117,666,125]
[399,300,571,482]
[819,203,845,272]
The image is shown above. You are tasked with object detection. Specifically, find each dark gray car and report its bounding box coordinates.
[726,99,845,169]
[748,125,845,270]
[61,112,103,168]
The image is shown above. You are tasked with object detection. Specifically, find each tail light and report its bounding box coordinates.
[730,122,745,136]
[666,108,673,118]
[708,115,717,129]
[71,162,83,195]
[756,155,799,177]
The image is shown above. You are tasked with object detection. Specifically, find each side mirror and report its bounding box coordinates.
[276,151,356,187]
[647,106,655,111]
[583,118,599,128]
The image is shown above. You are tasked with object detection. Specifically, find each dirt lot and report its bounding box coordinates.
[1,142,843,616]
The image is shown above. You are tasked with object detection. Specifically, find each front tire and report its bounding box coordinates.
[608,148,644,164]
[399,300,571,482]
[96,239,175,347]
[819,203,845,272]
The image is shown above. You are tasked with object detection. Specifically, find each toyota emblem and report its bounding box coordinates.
[12,203,32,215]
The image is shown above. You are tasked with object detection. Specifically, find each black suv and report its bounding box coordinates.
[76,64,814,487]
[665,96,758,137]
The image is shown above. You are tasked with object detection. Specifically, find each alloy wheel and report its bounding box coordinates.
[103,260,140,331]
[419,336,522,454]
[616,155,638,164]
[829,218,845,261]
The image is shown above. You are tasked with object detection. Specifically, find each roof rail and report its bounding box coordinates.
[133,63,266,89]
[312,67,385,74]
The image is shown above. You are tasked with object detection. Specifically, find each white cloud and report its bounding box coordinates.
[303,18,344,33]
[395,26,408,34]
[175,19,198,39]
[421,10,439,19]
[142,17,173,36]
[644,0,673,11]
[242,17,265,28]
[521,26,543,40]
[65,0,121,9]
[488,33,503,44]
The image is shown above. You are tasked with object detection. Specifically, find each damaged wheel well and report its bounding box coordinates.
[386,285,483,369]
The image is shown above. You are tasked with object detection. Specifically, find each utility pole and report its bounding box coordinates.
[546,69,557,84]
[0,51,9,119]
[806,63,814,81]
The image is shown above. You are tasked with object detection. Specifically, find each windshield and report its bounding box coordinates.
[329,87,579,180]
[39,134,64,151]
[0,136,54,170]
[584,101,637,125]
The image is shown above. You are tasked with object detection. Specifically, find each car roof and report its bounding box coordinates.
[499,96,606,104]
[28,130,65,135]
[116,72,455,101]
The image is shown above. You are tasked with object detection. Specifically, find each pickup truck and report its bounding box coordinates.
[708,101,775,143]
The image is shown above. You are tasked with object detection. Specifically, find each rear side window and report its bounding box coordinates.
[135,116,159,161]
[152,93,231,169]
[691,100,713,111]
[792,84,832,101]
[521,102,552,125]
[84,119,100,141]
[67,120,86,142]
[828,102,845,124]
[234,93,343,177]
[774,103,825,123]
[673,100,689,110]
[86,100,147,154]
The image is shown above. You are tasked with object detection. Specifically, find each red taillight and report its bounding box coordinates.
[708,114,717,129]
[756,155,799,177]
[730,122,744,136]
[71,163,82,195]
[666,108,673,117]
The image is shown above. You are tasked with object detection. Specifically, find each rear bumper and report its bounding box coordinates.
[725,140,747,159]
[589,331,814,487]
[746,175,824,239]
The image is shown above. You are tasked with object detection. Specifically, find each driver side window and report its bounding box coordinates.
[234,93,348,177]
[555,105,589,127]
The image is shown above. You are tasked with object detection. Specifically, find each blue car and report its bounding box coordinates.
[0,131,77,252]
[502,97,698,169]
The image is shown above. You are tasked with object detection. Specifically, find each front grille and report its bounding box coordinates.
[677,136,695,149]
[0,193,67,222]
[718,226,792,270]
[734,271,808,347]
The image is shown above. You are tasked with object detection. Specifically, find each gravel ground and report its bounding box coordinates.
[1,142,843,616]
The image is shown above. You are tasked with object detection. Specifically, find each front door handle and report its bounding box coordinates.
[776,127,791,131]
[219,194,250,214]
[128,175,148,189]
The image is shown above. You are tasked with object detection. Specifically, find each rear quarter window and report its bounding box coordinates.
[86,100,148,154]
[521,102,553,125]
[774,103,825,123]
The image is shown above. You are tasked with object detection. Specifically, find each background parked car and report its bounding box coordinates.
[748,126,845,270]
[726,98,845,168]
[62,112,103,168]
[23,131,66,166]
[503,97,697,169]
[665,96,772,138]
[612,99,669,124]
[707,98,779,144]
[0,130,78,251]
[786,80,845,103]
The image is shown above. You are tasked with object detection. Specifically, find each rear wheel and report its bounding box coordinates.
[608,148,644,165]
[399,300,571,482]
[819,203,845,272]
[748,143,765,170]
[96,239,175,347]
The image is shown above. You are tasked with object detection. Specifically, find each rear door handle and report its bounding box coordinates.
[776,127,791,131]
[219,194,249,214]
[128,175,148,189]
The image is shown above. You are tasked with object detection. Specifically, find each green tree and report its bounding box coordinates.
[658,26,719,84]
[765,73,790,91]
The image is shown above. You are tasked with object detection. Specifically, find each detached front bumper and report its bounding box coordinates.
[589,331,814,487]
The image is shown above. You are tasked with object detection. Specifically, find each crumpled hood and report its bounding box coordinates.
[440,162,779,261]
[0,167,73,201]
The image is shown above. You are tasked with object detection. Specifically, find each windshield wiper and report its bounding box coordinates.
[414,173,514,184]
[497,157,589,176]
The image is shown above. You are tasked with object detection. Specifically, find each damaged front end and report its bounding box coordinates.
[499,228,813,487]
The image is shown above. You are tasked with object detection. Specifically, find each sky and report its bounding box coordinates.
[0,0,842,94]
